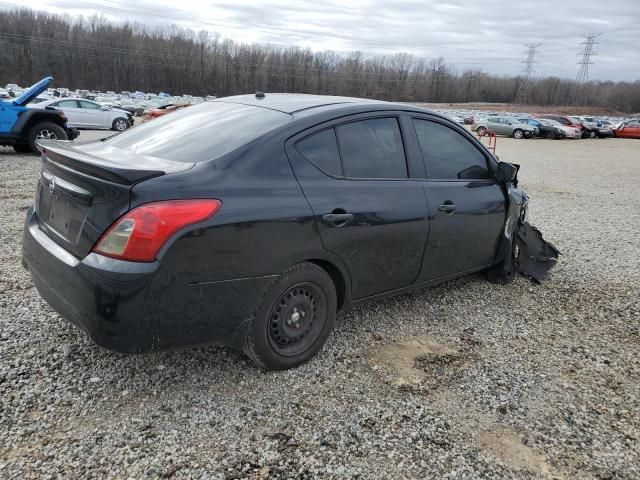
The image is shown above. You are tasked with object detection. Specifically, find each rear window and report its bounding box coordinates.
[105,101,291,162]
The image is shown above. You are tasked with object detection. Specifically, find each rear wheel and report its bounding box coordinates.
[27,122,67,153]
[544,130,556,139]
[244,262,336,370]
[513,129,524,139]
[112,117,129,131]
[476,126,487,136]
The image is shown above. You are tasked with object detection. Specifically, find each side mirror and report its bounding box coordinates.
[496,162,519,184]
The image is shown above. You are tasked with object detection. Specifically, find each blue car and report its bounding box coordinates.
[0,77,79,153]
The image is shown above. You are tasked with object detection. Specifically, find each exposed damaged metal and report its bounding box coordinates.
[489,163,560,284]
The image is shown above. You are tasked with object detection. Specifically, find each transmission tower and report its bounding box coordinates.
[515,43,541,104]
[571,33,602,104]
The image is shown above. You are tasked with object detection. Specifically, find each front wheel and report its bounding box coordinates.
[512,129,524,139]
[112,117,129,131]
[244,262,337,370]
[28,122,67,153]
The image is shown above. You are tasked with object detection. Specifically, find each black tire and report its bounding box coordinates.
[13,143,33,154]
[544,130,555,139]
[112,117,129,131]
[244,262,337,370]
[476,126,487,136]
[27,122,67,153]
[513,128,524,139]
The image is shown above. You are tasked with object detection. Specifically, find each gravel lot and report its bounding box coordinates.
[1,129,639,479]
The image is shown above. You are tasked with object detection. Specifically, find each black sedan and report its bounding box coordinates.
[518,118,565,139]
[22,93,538,369]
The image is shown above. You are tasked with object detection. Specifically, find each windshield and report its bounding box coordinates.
[106,101,292,163]
[540,119,561,126]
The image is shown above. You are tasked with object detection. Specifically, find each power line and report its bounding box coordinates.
[515,43,540,104]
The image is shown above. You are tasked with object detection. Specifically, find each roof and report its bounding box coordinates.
[215,93,387,114]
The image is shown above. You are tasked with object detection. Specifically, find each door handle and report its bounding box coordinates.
[322,212,354,227]
[438,202,457,214]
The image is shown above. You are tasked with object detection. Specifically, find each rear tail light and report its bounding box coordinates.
[93,199,221,262]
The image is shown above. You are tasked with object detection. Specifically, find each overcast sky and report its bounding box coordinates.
[3,0,640,81]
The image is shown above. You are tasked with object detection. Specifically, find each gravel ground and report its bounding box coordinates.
[1,130,639,479]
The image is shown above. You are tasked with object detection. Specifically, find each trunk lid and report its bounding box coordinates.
[34,141,194,259]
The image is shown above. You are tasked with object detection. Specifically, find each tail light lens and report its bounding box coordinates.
[93,199,221,262]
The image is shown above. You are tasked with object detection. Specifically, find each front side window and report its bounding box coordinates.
[79,100,101,109]
[413,119,489,180]
[336,118,407,179]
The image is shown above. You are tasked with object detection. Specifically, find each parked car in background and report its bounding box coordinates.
[0,76,78,153]
[33,98,133,131]
[518,118,565,139]
[23,93,530,369]
[613,120,640,139]
[569,116,613,138]
[538,118,582,139]
[142,103,190,122]
[118,99,145,116]
[471,116,536,139]
[538,114,588,138]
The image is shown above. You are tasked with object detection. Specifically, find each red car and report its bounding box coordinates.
[614,121,640,139]
[142,103,190,122]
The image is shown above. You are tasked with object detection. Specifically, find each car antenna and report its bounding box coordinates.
[255,91,266,99]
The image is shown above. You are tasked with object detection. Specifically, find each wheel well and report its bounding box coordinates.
[307,259,347,310]
[22,112,65,133]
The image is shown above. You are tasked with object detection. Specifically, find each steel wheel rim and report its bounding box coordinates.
[36,129,58,140]
[514,130,523,139]
[268,282,326,357]
[115,119,127,130]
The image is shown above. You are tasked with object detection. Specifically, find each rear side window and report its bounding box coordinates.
[336,118,407,179]
[413,119,489,180]
[106,101,292,163]
[295,129,342,176]
[57,100,79,108]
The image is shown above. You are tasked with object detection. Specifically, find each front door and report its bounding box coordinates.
[78,100,108,128]
[410,117,506,281]
[287,115,429,300]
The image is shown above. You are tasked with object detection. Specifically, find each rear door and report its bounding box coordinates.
[410,116,505,282]
[52,100,83,127]
[287,114,429,300]
[486,117,505,135]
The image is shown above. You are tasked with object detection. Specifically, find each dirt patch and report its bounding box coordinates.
[368,336,460,386]
[478,429,555,477]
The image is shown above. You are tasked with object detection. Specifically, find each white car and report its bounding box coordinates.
[31,98,133,131]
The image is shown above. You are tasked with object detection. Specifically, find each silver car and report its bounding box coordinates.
[472,116,536,139]
[31,98,133,131]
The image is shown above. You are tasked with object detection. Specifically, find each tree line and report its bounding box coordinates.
[1,8,638,113]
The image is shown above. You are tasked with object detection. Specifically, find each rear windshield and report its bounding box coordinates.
[105,101,291,163]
